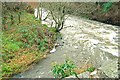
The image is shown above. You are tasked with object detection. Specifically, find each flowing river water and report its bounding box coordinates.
[14,9,119,78]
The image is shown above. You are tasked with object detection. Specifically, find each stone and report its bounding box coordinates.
[98,60,118,78]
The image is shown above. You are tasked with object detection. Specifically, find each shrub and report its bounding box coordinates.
[86,67,95,72]
[52,60,78,79]
[102,1,113,13]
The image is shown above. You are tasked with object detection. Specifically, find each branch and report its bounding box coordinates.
[43,12,50,21]
[50,10,58,24]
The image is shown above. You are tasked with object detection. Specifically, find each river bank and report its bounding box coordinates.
[17,8,119,78]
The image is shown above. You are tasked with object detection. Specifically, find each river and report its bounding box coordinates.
[14,8,119,78]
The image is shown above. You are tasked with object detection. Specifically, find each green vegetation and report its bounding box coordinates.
[51,59,96,79]
[86,67,95,72]
[102,1,113,13]
[1,2,118,79]
[42,2,119,26]
[41,3,67,32]
[49,3,66,32]
[1,9,56,78]
[52,60,78,79]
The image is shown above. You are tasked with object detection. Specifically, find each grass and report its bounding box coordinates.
[1,11,56,79]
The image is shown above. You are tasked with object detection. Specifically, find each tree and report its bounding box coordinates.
[2,2,8,30]
[49,3,67,32]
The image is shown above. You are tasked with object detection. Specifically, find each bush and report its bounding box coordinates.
[1,63,13,77]
[2,37,23,62]
[102,1,113,13]
[52,60,78,79]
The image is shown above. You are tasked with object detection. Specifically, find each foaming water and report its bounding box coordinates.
[17,8,119,78]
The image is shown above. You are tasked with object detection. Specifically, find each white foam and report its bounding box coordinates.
[100,47,119,57]
[89,39,99,45]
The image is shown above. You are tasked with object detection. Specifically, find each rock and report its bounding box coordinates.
[66,68,109,78]
[96,69,109,78]
[77,72,90,78]
[98,60,118,78]
[12,74,23,78]
[90,69,97,76]
[65,71,90,78]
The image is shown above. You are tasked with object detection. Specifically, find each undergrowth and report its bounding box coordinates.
[52,60,79,79]
[1,11,56,79]
[51,60,96,79]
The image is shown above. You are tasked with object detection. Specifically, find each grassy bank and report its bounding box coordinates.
[1,11,57,79]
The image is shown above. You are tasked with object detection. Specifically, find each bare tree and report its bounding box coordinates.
[35,3,42,23]
[49,3,67,32]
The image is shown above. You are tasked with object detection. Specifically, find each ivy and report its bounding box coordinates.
[102,0,113,13]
